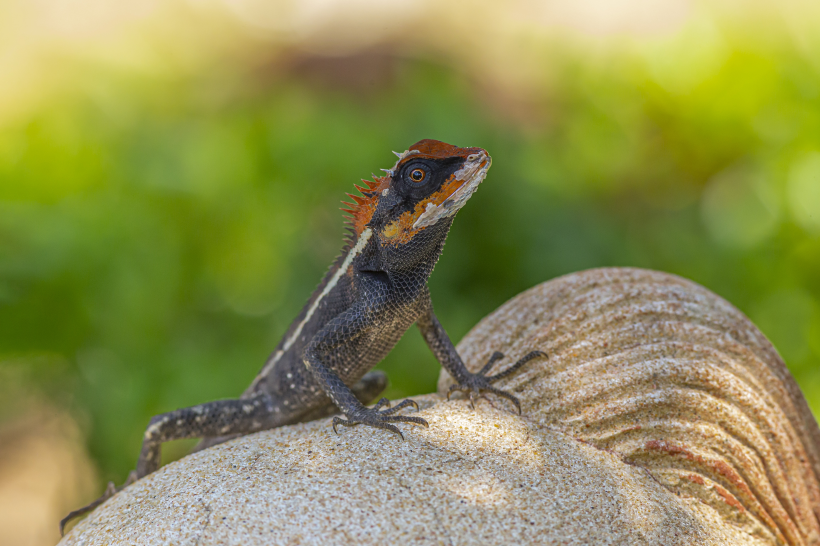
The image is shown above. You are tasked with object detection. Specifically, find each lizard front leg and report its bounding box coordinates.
[417,301,545,414]
[304,304,428,440]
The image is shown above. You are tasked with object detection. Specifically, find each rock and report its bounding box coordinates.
[58,396,760,546]
[60,268,820,545]
[440,267,820,546]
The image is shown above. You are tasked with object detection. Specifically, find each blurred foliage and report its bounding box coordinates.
[1,2,820,487]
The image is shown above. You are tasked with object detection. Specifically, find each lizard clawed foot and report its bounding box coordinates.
[59,470,138,536]
[447,350,547,415]
[332,398,428,440]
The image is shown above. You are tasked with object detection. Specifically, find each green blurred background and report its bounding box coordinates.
[1,0,820,542]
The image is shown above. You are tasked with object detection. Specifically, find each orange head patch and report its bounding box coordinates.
[342,140,491,246]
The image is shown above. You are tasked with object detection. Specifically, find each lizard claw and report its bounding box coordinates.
[447,350,546,415]
[331,398,427,440]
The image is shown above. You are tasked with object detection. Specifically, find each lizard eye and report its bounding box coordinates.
[409,168,426,183]
[397,159,441,198]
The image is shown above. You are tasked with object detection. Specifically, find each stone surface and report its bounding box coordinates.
[441,267,820,546]
[60,396,760,546]
[61,268,820,545]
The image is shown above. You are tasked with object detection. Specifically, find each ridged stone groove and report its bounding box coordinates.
[439,267,820,546]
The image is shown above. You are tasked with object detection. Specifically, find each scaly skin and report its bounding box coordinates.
[61,139,545,534]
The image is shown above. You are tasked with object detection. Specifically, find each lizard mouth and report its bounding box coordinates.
[413,151,492,229]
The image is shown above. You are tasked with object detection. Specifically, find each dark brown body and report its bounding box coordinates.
[61,139,544,535]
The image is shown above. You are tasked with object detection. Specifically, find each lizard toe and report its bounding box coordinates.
[447,349,545,414]
[332,398,426,439]
[380,398,419,415]
[332,416,360,434]
[383,415,429,428]
[485,350,547,383]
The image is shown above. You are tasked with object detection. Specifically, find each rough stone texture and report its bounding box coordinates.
[441,267,820,546]
[59,396,762,546]
[61,268,820,545]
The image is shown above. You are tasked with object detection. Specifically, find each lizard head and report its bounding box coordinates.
[342,140,491,259]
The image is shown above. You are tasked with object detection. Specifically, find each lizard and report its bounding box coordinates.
[60,139,545,534]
